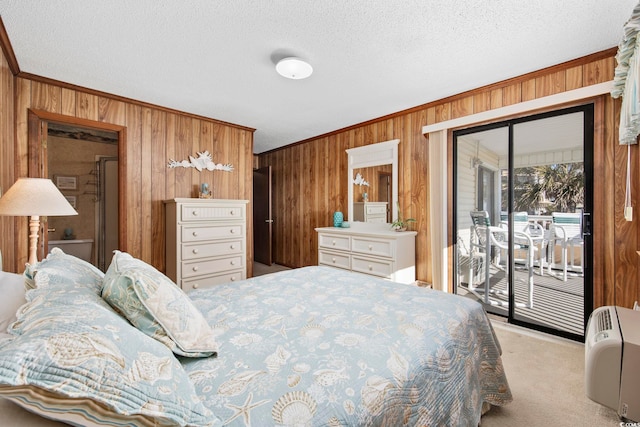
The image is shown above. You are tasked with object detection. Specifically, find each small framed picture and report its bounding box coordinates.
[55,175,78,191]
[64,195,77,209]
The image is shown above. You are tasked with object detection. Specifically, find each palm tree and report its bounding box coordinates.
[509,163,584,214]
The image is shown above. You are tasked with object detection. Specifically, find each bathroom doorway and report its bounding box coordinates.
[46,123,119,271]
[29,110,126,271]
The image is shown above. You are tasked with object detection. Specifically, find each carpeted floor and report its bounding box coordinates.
[482,320,621,426]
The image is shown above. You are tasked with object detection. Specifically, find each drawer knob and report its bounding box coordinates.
[230,210,235,215]
[192,210,198,216]
[230,276,236,281]
[192,283,199,289]
[368,245,373,250]
[192,231,198,237]
[192,266,199,272]
[230,260,236,265]
[368,265,373,271]
[332,257,336,263]
[192,248,199,254]
[230,229,235,234]
[230,244,236,250]
[332,240,336,245]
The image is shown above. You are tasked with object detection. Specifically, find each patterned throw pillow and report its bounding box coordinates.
[102,251,218,357]
[23,247,104,292]
[0,259,216,427]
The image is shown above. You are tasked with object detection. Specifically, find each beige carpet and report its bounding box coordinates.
[482,320,621,426]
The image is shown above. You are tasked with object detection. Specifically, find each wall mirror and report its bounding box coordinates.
[347,139,399,224]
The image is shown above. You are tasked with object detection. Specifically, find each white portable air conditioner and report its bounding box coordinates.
[585,306,640,422]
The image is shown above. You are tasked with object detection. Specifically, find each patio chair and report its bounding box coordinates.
[502,211,547,275]
[469,210,534,308]
[548,212,584,281]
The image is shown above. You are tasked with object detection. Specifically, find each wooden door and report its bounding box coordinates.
[253,166,272,265]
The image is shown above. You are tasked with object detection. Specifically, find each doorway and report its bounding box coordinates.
[253,166,273,265]
[454,104,593,341]
[28,110,125,270]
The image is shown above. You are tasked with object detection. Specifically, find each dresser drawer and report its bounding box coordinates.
[366,204,387,215]
[318,233,350,251]
[351,256,394,278]
[181,255,243,278]
[180,204,245,222]
[366,215,387,223]
[351,237,394,258]
[318,250,351,270]
[182,240,243,260]
[182,270,245,291]
[182,225,243,242]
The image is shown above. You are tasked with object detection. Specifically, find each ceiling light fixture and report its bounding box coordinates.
[276,57,313,80]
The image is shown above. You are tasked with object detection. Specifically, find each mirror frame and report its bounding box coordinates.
[346,139,399,223]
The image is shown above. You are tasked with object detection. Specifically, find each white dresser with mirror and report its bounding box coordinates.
[317,138,416,284]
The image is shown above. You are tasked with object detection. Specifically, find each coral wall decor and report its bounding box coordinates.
[167,151,234,172]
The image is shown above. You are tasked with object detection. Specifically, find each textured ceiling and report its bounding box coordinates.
[0,1,636,153]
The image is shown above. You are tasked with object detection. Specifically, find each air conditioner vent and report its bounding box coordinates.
[595,308,613,333]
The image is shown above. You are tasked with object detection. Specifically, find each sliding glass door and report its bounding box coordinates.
[453,105,593,341]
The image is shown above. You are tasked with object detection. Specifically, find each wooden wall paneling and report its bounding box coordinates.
[614,140,638,307]
[535,71,565,98]
[140,107,153,263]
[242,129,254,277]
[451,95,473,120]
[415,109,431,283]
[502,83,521,107]
[189,118,201,197]
[474,91,491,114]
[214,123,229,199]
[151,109,167,271]
[13,78,31,271]
[165,113,177,200]
[125,103,143,258]
[77,92,98,121]
[0,51,14,271]
[31,81,61,113]
[232,127,243,197]
[174,115,191,198]
[294,144,304,266]
[61,88,76,116]
[565,65,583,91]
[281,147,289,264]
[99,97,127,126]
[521,79,536,102]
[584,57,615,85]
[302,140,313,266]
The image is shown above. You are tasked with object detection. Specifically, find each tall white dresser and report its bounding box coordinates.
[315,225,416,284]
[165,198,248,290]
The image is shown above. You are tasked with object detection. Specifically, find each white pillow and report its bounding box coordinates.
[0,272,27,334]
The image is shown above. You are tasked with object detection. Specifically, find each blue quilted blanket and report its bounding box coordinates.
[182,266,512,426]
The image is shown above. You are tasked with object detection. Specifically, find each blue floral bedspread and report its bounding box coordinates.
[183,266,512,426]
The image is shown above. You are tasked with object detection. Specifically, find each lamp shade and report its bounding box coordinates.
[276,57,313,80]
[0,178,78,217]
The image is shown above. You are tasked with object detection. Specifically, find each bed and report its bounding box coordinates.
[0,249,511,426]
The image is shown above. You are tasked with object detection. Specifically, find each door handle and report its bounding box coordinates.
[265,219,274,223]
[582,212,591,237]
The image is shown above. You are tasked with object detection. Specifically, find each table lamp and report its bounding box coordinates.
[0,177,78,265]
